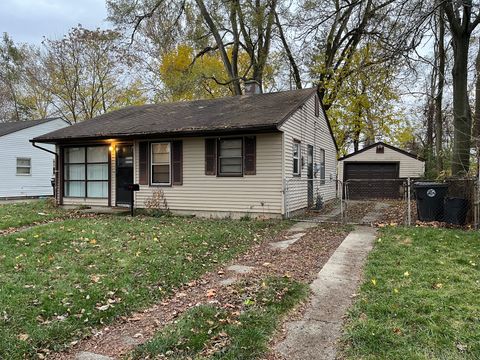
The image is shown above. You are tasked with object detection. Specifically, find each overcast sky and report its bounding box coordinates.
[0,0,109,44]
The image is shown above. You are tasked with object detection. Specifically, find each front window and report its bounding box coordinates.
[16,158,31,175]
[293,142,301,175]
[218,138,243,176]
[151,142,171,184]
[64,146,108,198]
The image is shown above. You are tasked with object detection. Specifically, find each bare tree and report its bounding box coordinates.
[434,5,446,173]
[442,0,480,175]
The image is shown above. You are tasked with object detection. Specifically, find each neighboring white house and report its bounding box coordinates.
[32,88,338,218]
[338,142,425,199]
[0,118,69,198]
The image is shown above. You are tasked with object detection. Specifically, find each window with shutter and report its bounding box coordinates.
[218,138,243,176]
[205,138,217,175]
[138,142,149,185]
[244,136,256,175]
[151,142,171,185]
[172,140,183,185]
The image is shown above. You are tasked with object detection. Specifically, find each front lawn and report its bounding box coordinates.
[0,200,67,230]
[342,227,480,359]
[0,215,287,359]
[133,277,308,359]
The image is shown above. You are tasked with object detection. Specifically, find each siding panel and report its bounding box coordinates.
[0,119,69,198]
[133,133,283,215]
[279,94,338,213]
[338,146,425,181]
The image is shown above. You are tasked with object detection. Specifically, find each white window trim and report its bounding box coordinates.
[16,157,32,176]
[319,148,326,184]
[218,138,243,176]
[293,142,301,176]
[151,142,171,185]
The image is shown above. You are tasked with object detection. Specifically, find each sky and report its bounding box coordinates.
[0,0,109,44]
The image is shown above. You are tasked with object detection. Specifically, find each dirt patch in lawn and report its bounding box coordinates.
[49,224,348,359]
[0,211,101,237]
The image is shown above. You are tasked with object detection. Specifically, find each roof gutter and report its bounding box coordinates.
[30,141,59,199]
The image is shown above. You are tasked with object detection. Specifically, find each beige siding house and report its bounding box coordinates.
[32,88,338,218]
[338,142,424,199]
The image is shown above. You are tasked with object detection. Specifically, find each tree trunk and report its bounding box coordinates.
[425,65,435,174]
[451,35,472,175]
[435,7,445,173]
[474,38,480,157]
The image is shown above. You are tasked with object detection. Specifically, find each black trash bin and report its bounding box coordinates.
[444,197,469,225]
[414,182,448,221]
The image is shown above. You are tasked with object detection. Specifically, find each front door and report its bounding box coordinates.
[116,144,134,205]
[307,145,314,208]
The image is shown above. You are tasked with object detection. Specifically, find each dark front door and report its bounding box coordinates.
[116,144,134,205]
[344,162,400,199]
[307,145,314,207]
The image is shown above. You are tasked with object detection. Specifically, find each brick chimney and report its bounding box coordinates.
[244,80,262,95]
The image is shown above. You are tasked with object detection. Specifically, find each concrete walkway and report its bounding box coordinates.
[275,226,377,360]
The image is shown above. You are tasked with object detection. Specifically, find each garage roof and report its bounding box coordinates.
[338,142,424,161]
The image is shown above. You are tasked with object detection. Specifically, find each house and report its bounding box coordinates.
[338,142,425,199]
[0,118,69,199]
[32,87,338,218]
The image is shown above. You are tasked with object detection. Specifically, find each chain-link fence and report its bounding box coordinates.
[411,178,478,229]
[344,179,412,226]
[284,176,479,229]
[284,178,344,222]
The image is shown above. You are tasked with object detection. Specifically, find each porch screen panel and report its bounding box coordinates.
[64,147,86,197]
[64,146,109,198]
[86,147,109,198]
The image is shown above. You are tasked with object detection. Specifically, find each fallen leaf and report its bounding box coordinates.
[18,333,29,341]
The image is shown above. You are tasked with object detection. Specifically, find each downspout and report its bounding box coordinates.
[30,141,59,204]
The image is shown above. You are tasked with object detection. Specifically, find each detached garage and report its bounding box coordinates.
[338,142,425,199]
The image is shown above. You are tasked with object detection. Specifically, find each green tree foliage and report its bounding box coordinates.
[158,44,231,101]
[312,45,413,155]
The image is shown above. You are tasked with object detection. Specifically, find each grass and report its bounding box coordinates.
[0,215,288,359]
[342,227,480,359]
[131,277,309,359]
[0,200,67,230]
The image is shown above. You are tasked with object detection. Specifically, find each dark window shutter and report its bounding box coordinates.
[205,138,217,175]
[244,136,256,175]
[315,96,320,117]
[139,141,149,185]
[172,140,183,185]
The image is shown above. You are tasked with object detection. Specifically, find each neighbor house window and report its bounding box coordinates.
[319,149,326,184]
[16,158,31,175]
[64,146,108,198]
[151,142,171,184]
[218,138,243,176]
[293,141,301,176]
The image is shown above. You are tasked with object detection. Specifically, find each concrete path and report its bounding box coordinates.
[315,206,343,222]
[361,202,391,224]
[275,226,377,360]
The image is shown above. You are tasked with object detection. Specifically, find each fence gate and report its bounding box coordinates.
[284,178,345,223]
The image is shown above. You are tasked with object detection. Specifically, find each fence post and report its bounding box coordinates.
[339,180,344,224]
[407,177,411,226]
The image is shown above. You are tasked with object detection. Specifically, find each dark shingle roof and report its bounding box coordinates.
[0,118,62,138]
[33,88,317,143]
